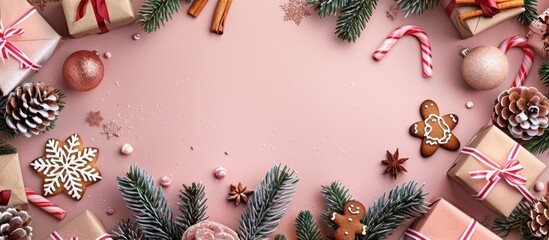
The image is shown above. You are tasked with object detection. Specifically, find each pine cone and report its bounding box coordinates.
[494,87,549,140]
[5,82,61,138]
[528,196,549,239]
[0,207,32,240]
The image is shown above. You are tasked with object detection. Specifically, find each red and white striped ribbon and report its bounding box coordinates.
[50,231,112,240]
[498,36,534,88]
[0,7,42,70]
[25,186,67,220]
[461,143,535,202]
[373,25,433,78]
[404,219,478,240]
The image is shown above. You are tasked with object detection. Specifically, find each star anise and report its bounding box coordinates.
[227,182,253,206]
[381,148,408,179]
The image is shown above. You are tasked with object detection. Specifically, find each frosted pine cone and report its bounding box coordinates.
[5,82,62,138]
[494,87,549,140]
[0,207,32,240]
[528,196,549,239]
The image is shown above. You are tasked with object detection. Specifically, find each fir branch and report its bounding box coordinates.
[396,0,438,15]
[335,0,378,42]
[275,234,287,240]
[237,165,299,240]
[176,182,208,233]
[117,165,180,240]
[0,97,15,139]
[138,0,181,33]
[320,180,353,229]
[523,130,549,154]
[46,88,66,132]
[493,201,535,239]
[0,141,16,155]
[112,219,146,240]
[308,0,350,18]
[517,0,538,25]
[295,211,322,240]
[540,61,549,88]
[363,181,429,240]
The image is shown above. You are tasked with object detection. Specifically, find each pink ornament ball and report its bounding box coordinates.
[462,45,509,90]
[63,50,104,91]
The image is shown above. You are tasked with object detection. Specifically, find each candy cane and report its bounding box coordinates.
[373,25,433,78]
[498,36,534,87]
[25,186,67,220]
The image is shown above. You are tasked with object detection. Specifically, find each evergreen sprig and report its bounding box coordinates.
[518,0,538,25]
[237,165,299,240]
[523,130,549,154]
[275,234,287,240]
[295,211,322,240]
[112,219,145,240]
[176,182,208,233]
[321,180,428,239]
[0,141,16,155]
[396,0,438,15]
[117,165,180,240]
[308,0,349,18]
[540,61,549,87]
[493,201,535,239]
[335,0,378,42]
[138,0,182,33]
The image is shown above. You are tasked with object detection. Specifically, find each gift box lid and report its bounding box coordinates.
[62,0,135,38]
[45,210,110,240]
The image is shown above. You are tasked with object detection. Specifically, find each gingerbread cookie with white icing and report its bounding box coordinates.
[409,100,460,157]
[330,200,368,240]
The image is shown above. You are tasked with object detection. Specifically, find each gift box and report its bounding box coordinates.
[62,0,135,38]
[45,210,112,240]
[404,198,501,239]
[440,0,525,39]
[0,0,62,96]
[526,8,549,58]
[448,125,546,216]
[0,153,28,209]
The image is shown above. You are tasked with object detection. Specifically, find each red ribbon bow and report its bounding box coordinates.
[0,7,42,70]
[76,0,110,33]
[0,190,11,206]
[445,0,500,18]
[461,143,535,202]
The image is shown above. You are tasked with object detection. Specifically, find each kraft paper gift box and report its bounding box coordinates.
[0,153,28,209]
[526,8,549,59]
[448,125,546,217]
[62,0,135,38]
[404,198,501,240]
[45,210,112,240]
[440,0,525,39]
[0,0,62,96]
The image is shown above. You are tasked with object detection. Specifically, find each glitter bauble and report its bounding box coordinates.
[63,50,104,91]
[461,45,509,90]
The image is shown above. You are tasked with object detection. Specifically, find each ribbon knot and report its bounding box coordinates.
[76,0,110,33]
[477,0,500,17]
[461,143,535,202]
[0,7,41,70]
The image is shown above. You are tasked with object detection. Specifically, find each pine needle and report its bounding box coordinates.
[275,234,287,240]
[540,61,549,88]
[396,0,438,15]
[112,219,146,240]
[308,0,350,18]
[295,211,322,240]
[335,0,378,42]
[493,201,535,239]
[176,182,208,233]
[518,0,538,25]
[0,141,16,155]
[117,165,180,239]
[237,165,299,240]
[523,130,549,154]
[138,0,181,33]
[320,180,353,230]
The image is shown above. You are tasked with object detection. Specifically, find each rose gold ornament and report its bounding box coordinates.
[63,50,104,91]
[461,45,509,90]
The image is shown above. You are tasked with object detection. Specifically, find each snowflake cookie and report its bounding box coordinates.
[409,100,460,157]
[30,134,102,200]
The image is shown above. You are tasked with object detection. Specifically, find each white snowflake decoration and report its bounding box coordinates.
[30,134,102,200]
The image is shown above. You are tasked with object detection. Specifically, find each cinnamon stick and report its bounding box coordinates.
[459,0,524,20]
[455,0,513,6]
[188,0,209,17]
[210,0,232,35]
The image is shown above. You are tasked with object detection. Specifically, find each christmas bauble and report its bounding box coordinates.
[63,50,104,91]
[461,45,509,90]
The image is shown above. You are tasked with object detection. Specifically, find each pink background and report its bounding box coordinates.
[11,0,549,238]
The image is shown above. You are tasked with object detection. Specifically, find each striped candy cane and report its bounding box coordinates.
[25,186,67,220]
[498,36,534,87]
[373,25,433,78]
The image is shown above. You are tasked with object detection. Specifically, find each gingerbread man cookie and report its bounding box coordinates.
[409,100,460,157]
[331,200,368,240]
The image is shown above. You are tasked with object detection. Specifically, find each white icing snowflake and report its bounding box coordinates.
[30,134,102,200]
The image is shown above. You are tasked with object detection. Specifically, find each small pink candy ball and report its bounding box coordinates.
[214,167,226,179]
[160,176,172,187]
